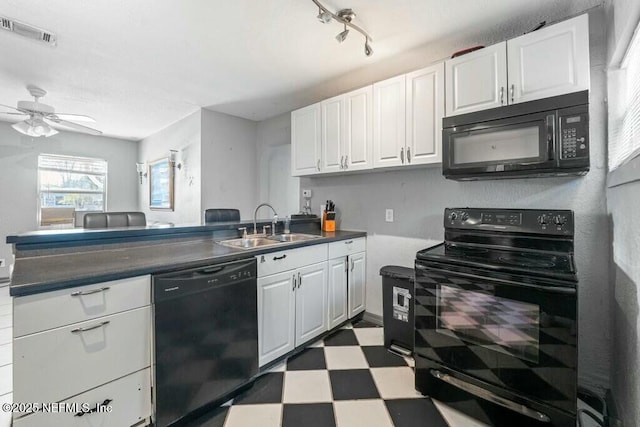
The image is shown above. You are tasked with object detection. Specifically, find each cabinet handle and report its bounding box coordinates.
[71,320,110,334]
[400,147,404,164]
[344,155,348,168]
[345,260,348,273]
[74,399,113,417]
[298,272,302,288]
[273,254,287,261]
[510,84,515,103]
[293,274,296,291]
[344,240,353,244]
[500,86,504,105]
[70,287,110,297]
[340,155,344,169]
[350,259,355,271]
[317,159,321,171]
[407,147,411,163]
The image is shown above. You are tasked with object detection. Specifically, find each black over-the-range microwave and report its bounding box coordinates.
[442,90,589,180]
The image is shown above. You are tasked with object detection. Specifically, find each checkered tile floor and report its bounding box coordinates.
[184,320,466,427]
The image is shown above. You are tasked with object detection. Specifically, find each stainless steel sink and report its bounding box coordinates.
[218,233,321,250]
[267,233,322,243]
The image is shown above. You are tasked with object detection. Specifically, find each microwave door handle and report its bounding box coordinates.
[546,114,555,161]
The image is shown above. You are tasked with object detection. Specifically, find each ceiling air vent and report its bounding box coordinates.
[0,16,57,46]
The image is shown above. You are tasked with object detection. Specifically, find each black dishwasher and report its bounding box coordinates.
[153,258,258,427]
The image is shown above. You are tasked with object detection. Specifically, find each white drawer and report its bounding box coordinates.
[256,244,328,277]
[13,306,151,405]
[14,275,150,337]
[13,368,151,427]
[328,237,366,259]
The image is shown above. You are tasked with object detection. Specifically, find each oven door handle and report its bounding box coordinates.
[415,263,576,295]
[430,370,551,423]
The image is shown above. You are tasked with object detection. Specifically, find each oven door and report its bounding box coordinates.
[443,111,557,178]
[414,261,577,415]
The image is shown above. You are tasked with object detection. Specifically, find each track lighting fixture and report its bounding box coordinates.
[311,0,373,56]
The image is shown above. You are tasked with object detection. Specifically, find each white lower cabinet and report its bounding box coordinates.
[13,368,152,427]
[258,261,328,367]
[348,252,366,318]
[327,257,348,329]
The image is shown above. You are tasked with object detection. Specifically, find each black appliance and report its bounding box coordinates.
[414,208,578,427]
[380,265,415,356]
[443,91,589,180]
[153,258,258,427]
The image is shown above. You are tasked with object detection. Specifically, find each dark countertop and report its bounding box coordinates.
[9,230,366,297]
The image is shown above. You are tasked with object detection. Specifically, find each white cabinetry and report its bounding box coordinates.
[327,256,348,329]
[256,245,328,367]
[507,14,589,103]
[445,43,508,116]
[291,103,322,176]
[348,251,366,318]
[374,64,445,167]
[12,275,152,425]
[445,14,589,116]
[327,238,367,322]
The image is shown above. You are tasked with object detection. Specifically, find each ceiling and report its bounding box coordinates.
[0,0,602,141]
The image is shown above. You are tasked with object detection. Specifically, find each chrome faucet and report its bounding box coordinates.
[253,203,278,236]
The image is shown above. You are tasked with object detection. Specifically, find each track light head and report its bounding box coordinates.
[317,10,332,23]
[336,9,356,22]
[336,24,349,43]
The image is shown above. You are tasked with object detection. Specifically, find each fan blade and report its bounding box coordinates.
[0,112,27,116]
[45,118,103,136]
[49,113,96,123]
[0,103,24,113]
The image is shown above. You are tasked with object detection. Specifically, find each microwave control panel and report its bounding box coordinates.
[560,113,589,160]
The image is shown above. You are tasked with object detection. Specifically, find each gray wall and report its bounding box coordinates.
[0,121,138,278]
[137,110,202,225]
[605,0,640,423]
[201,109,258,221]
[297,10,611,392]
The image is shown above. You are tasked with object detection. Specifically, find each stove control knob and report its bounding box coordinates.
[553,215,567,226]
[537,214,548,225]
[461,212,469,222]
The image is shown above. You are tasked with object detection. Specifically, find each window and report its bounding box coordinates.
[38,154,107,227]
[609,20,640,170]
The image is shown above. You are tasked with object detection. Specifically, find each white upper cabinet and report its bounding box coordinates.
[406,63,445,165]
[344,86,373,171]
[291,103,322,176]
[373,74,407,167]
[508,14,590,103]
[445,14,590,116]
[445,42,508,117]
[320,86,373,174]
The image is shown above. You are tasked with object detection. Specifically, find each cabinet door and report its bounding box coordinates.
[321,95,345,173]
[406,63,445,165]
[295,262,328,345]
[445,42,508,116]
[291,103,322,176]
[344,86,373,171]
[258,271,296,366]
[328,257,348,329]
[348,252,366,318]
[508,14,589,104]
[373,75,406,167]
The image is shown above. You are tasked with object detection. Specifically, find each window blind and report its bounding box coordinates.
[609,20,640,170]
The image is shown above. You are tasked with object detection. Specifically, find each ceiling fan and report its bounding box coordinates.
[0,86,102,137]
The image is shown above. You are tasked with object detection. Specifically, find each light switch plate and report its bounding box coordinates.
[385,209,394,222]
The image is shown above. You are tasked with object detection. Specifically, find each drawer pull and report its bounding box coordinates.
[273,254,287,261]
[344,240,353,245]
[75,399,113,417]
[71,320,110,334]
[70,287,110,297]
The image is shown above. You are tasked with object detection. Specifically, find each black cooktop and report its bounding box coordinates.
[416,242,576,281]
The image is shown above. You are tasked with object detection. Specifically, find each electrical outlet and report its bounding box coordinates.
[0,259,5,268]
[302,189,312,198]
[385,209,394,222]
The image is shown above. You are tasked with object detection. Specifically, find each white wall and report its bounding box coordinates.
[605,0,640,423]
[137,111,202,225]
[0,121,138,279]
[256,113,300,218]
[295,9,611,393]
[201,109,258,221]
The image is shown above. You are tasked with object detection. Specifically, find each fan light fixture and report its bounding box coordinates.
[311,0,373,56]
[136,162,147,184]
[12,116,58,137]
